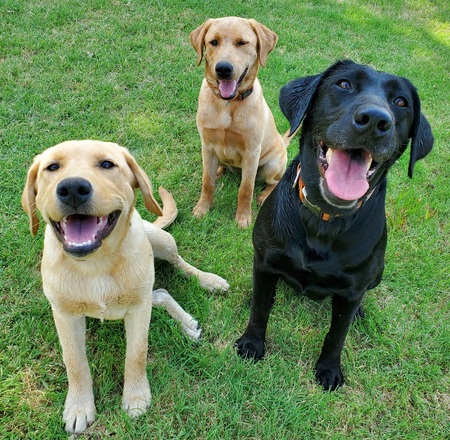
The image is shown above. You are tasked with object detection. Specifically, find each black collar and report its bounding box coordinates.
[239,87,253,100]
[215,87,253,101]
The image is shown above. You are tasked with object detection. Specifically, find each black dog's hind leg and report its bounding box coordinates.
[236,267,279,361]
[315,293,364,391]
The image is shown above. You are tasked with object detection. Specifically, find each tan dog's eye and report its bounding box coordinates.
[237,40,248,46]
[100,160,115,169]
[46,163,59,172]
[394,97,408,108]
[209,39,218,46]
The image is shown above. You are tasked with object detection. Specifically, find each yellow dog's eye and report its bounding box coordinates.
[46,163,59,172]
[237,40,248,46]
[210,39,218,46]
[100,160,115,169]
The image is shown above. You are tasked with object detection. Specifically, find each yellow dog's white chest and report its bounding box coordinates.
[43,270,153,320]
[41,225,154,321]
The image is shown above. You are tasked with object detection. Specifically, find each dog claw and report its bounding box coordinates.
[235,335,265,361]
[315,363,344,391]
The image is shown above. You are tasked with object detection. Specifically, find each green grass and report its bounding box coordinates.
[1,0,449,438]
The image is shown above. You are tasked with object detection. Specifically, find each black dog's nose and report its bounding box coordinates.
[215,61,234,79]
[56,178,92,207]
[353,105,393,137]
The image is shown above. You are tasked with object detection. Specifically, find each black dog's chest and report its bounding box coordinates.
[276,246,355,300]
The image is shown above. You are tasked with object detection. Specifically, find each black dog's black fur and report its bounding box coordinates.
[236,60,434,390]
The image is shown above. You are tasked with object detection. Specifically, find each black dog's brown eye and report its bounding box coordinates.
[100,160,115,169]
[337,80,352,90]
[46,163,59,171]
[394,97,408,107]
[210,39,218,46]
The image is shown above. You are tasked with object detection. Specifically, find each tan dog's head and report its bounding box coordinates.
[190,17,278,100]
[22,140,162,258]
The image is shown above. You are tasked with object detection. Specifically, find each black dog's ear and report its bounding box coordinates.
[407,80,434,178]
[279,74,323,136]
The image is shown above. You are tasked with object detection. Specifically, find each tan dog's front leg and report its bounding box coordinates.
[52,311,95,434]
[193,146,219,218]
[236,152,260,228]
[122,300,152,418]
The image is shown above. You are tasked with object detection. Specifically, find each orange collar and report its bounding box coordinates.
[293,163,366,221]
[293,164,335,221]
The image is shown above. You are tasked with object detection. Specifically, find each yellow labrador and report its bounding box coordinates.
[190,17,288,228]
[22,140,228,434]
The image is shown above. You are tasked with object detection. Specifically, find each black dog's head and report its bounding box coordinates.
[280,60,433,211]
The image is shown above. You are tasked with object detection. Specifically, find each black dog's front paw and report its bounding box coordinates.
[235,334,265,361]
[315,361,344,391]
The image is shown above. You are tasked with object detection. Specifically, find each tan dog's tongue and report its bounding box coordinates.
[219,80,237,98]
[324,149,369,201]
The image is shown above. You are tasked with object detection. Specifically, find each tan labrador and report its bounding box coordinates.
[190,17,288,228]
[22,140,229,434]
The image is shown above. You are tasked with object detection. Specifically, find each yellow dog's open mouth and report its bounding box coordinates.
[51,210,120,256]
[218,67,248,100]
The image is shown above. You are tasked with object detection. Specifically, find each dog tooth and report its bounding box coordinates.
[326,148,334,163]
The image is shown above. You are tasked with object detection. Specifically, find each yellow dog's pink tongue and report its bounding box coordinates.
[324,149,370,201]
[63,214,107,244]
[219,79,237,99]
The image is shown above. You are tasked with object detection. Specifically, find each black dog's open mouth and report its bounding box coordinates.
[318,140,380,201]
[218,67,248,100]
[51,210,121,256]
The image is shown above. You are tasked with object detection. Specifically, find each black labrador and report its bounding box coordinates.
[236,60,434,390]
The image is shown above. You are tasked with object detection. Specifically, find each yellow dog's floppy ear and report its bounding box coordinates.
[21,155,41,236]
[190,19,214,66]
[249,19,278,67]
[121,148,163,217]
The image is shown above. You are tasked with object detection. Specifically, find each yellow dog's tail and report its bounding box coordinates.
[153,187,178,229]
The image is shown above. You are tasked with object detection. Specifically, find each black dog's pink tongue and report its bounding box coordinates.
[324,149,370,200]
[219,79,237,98]
[63,215,106,244]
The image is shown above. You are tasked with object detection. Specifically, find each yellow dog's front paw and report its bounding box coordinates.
[122,382,151,418]
[63,399,96,434]
[192,201,210,218]
[235,211,252,228]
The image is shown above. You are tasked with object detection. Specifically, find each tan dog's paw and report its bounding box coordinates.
[235,210,252,228]
[192,199,211,218]
[122,380,151,418]
[63,398,96,434]
[197,272,230,292]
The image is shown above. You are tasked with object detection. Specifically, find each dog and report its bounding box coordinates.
[236,60,434,390]
[22,140,229,434]
[190,17,288,228]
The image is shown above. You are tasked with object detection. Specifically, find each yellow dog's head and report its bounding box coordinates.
[190,17,278,100]
[22,140,162,258]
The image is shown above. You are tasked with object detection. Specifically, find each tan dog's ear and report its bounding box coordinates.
[121,148,163,217]
[22,155,41,236]
[190,19,214,65]
[249,19,278,67]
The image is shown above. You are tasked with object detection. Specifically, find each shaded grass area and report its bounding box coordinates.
[0,0,448,438]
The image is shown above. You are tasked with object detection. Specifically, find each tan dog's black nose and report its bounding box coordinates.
[57,178,92,208]
[215,61,233,79]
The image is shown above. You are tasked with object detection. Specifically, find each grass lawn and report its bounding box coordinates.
[1,0,449,438]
